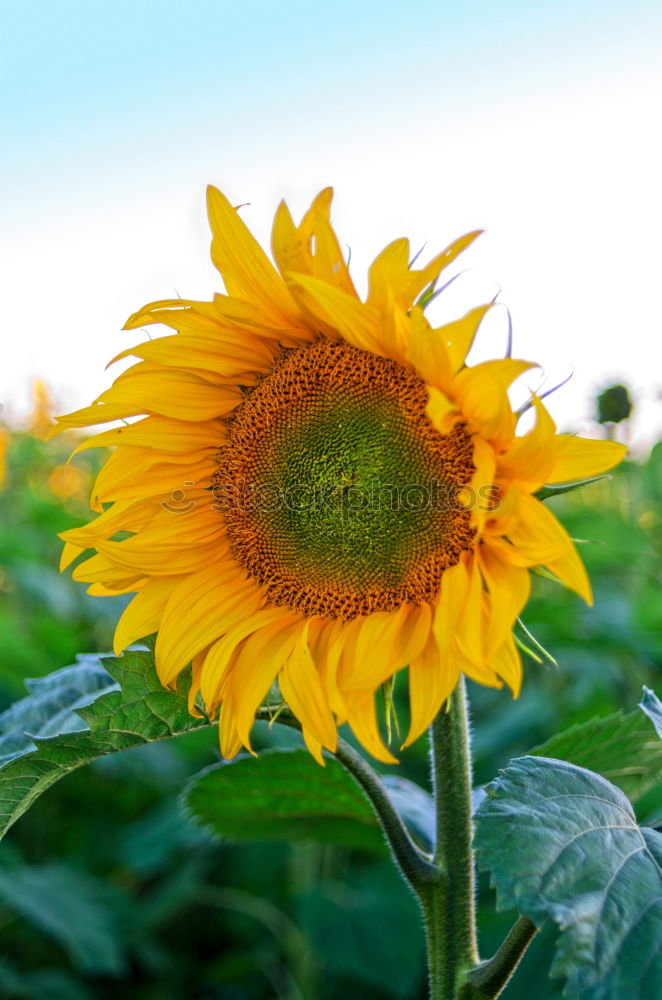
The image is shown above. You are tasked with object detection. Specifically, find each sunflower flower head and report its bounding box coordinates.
[54,187,626,763]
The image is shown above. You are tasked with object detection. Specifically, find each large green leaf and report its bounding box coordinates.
[0,648,211,840]
[531,687,662,804]
[0,650,437,854]
[475,756,662,1000]
[0,655,118,762]
[182,748,387,852]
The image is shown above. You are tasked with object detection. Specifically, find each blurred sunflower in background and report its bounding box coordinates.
[52,188,625,762]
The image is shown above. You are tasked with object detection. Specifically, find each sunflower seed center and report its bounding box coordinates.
[214,340,476,619]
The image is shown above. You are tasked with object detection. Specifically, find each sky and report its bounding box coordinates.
[2,0,661,448]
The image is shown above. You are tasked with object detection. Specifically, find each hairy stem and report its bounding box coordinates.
[425,676,479,998]
[464,915,538,998]
[257,687,535,1000]
[333,736,439,889]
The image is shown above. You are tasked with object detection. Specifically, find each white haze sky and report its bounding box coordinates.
[2,0,661,448]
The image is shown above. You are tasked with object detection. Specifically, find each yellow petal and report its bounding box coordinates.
[344,691,398,764]
[366,231,482,312]
[71,416,225,456]
[345,604,430,691]
[426,386,459,435]
[113,577,180,654]
[206,186,300,326]
[491,634,522,697]
[279,625,337,753]
[60,540,84,571]
[155,565,263,686]
[497,397,557,492]
[406,307,453,391]
[61,496,162,548]
[468,434,497,531]
[478,546,530,659]
[304,189,358,298]
[440,304,494,375]
[508,492,592,603]
[229,618,302,750]
[72,552,143,589]
[452,359,536,444]
[367,238,411,311]
[376,287,411,365]
[330,615,366,695]
[209,292,311,345]
[49,400,143,437]
[433,559,470,652]
[200,607,298,709]
[286,272,383,353]
[455,554,484,667]
[124,297,231,334]
[402,231,484,307]
[219,702,243,759]
[94,535,225,576]
[482,482,521,538]
[86,579,147,597]
[301,732,325,766]
[90,447,216,508]
[312,618,348,719]
[111,331,274,377]
[457,643,503,688]
[402,633,459,748]
[188,647,208,717]
[545,546,593,605]
[546,436,627,484]
[53,369,242,432]
[271,200,313,278]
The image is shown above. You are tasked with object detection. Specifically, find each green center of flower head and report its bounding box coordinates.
[259,393,443,583]
[215,340,476,619]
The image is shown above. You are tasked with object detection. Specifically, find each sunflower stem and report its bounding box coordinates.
[423,676,479,999]
[464,915,538,998]
[333,737,439,891]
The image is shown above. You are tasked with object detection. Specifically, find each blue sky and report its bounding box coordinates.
[2,0,662,445]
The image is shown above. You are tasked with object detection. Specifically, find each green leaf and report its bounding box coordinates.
[0,655,118,762]
[0,862,125,975]
[475,756,662,1000]
[0,650,436,854]
[0,647,212,841]
[182,748,386,852]
[531,687,662,804]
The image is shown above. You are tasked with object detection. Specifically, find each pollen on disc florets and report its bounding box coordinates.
[213,339,476,619]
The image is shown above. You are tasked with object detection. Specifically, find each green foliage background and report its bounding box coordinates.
[0,419,660,999]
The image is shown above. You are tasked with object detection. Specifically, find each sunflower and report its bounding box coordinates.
[53,187,626,763]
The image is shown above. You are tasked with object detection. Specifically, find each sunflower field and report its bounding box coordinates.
[0,384,660,999]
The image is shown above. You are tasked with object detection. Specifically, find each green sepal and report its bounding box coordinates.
[535,474,611,501]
